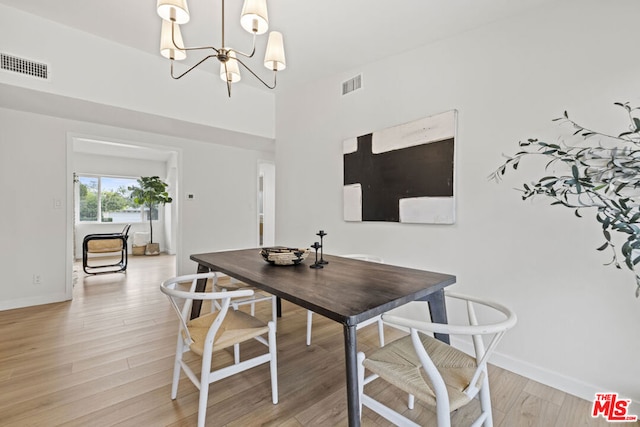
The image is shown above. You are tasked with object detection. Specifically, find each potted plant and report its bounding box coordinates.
[128,176,173,255]
[491,102,640,297]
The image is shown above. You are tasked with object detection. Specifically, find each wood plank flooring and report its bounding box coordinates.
[0,254,632,426]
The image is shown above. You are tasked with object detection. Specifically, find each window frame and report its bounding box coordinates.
[75,173,146,224]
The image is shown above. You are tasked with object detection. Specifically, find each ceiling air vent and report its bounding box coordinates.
[1,53,49,80]
[342,74,362,95]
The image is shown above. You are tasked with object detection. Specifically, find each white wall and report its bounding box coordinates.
[0,4,275,139]
[275,0,640,411]
[0,110,69,308]
[0,106,274,310]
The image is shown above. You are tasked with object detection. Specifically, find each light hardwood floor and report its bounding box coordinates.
[0,254,632,426]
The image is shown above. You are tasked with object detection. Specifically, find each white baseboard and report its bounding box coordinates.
[0,293,70,311]
[450,337,640,418]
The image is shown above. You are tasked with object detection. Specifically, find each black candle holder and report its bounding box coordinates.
[316,230,328,265]
[309,241,323,269]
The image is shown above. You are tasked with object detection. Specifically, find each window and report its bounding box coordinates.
[77,175,147,223]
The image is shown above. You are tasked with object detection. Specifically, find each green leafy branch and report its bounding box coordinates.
[490,102,640,297]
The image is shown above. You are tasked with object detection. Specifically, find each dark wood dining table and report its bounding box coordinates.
[190,248,456,427]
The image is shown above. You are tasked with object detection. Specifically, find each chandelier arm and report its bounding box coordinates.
[180,45,221,53]
[170,20,220,54]
[227,33,257,59]
[170,54,218,80]
[235,57,277,89]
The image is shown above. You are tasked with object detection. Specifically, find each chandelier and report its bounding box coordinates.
[157,0,287,97]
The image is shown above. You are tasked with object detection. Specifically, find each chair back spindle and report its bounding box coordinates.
[359,291,517,427]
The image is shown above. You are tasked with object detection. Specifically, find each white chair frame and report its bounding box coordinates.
[213,273,278,333]
[306,254,385,346]
[357,291,517,427]
[160,272,278,427]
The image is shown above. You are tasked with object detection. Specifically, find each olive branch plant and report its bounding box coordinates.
[490,102,640,297]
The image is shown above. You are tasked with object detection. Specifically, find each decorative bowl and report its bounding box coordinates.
[260,247,310,265]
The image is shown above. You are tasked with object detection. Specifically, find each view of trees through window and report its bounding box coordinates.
[78,175,157,223]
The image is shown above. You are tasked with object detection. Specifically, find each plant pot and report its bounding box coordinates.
[132,245,146,256]
[145,243,160,256]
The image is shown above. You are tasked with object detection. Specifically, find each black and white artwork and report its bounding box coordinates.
[343,110,456,224]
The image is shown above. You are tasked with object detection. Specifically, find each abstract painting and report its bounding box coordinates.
[343,110,456,224]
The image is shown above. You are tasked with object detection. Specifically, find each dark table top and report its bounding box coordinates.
[190,248,456,327]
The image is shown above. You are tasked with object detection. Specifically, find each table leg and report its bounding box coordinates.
[190,264,210,320]
[343,324,360,427]
[425,288,450,344]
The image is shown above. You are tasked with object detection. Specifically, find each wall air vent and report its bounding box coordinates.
[342,74,362,95]
[1,53,49,80]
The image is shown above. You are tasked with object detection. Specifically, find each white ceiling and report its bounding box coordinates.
[0,0,558,90]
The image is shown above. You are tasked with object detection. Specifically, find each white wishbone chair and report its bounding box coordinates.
[357,292,517,427]
[160,272,278,427]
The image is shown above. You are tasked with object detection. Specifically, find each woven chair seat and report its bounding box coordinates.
[187,310,269,355]
[215,279,263,294]
[87,239,124,253]
[214,276,278,331]
[363,332,481,412]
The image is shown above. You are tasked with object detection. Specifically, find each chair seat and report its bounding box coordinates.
[87,239,124,253]
[215,280,270,298]
[214,280,252,291]
[363,333,481,412]
[214,276,278,332]
[187,309,269,356]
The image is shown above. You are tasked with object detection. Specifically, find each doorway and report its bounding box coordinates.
[67,135,180,298]
[258,161,275,247]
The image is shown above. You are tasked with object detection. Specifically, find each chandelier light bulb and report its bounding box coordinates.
[240,0,269,34]
[157,0,190,24]
[220,51,242,83]
[160,20,187,60]
[264,31,286,71]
